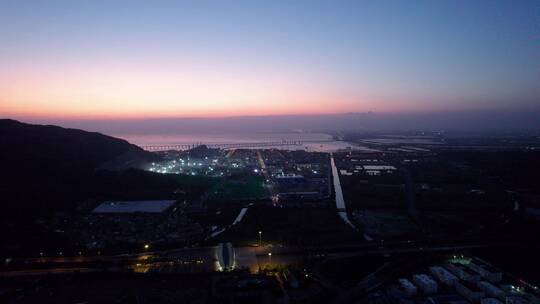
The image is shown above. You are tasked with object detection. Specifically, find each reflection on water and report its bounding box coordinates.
[114,132,378,153]
[116,132,332,145]
[302,141,377,153]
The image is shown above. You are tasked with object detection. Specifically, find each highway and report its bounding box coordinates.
[0,267,97,277]
[1,238,514,277]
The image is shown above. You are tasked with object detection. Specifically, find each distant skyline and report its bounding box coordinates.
[1,0,539,119]
[18,110,540,135]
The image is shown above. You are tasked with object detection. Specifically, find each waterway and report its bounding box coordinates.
[330,155,374,241]
[330,154,357,230]
[208,207,249,239]
[114,132,377,152]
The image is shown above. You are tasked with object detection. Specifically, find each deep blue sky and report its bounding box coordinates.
[1,0,539,120]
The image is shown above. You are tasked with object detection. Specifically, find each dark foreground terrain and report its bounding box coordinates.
[1,122,540,303]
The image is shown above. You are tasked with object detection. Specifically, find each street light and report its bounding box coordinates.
[268,252,272,264]
[258,231,262,247]
[144,244,150,250]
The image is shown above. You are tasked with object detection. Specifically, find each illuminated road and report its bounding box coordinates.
[0,267,97,277]
[1,239,517,277]
[256,149,278,203]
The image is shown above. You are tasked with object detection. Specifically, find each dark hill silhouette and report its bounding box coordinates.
[0,119,155,174]
[0,119,160,216]
[0,120,220,255]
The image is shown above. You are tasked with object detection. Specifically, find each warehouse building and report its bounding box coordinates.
[413,274,438,294]
[398,278,417,296]
[466,262,502,283]
[92,200,176,214]
[445,263,482,283]
[430,266,458,286]
[455,281,485,303]
[481,298,503,304]
[477,281,506,300]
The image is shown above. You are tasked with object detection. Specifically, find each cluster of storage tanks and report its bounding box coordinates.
[396,259,538,304]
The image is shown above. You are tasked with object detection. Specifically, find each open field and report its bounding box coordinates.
[211,206,362,246]
[354,210,419,239]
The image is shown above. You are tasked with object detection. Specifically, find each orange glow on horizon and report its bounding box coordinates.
[0,61,405,119]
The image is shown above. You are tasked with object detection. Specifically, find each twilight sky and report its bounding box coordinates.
[1,0,539,120]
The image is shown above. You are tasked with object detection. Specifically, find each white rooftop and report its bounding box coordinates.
[92,200,176,213]
[363,165,397,170]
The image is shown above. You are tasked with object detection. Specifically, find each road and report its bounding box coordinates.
[0,267,97,277]
[256,149,278,203]
[2,238,513,277]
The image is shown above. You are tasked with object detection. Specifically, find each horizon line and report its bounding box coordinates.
[4,105,540,122]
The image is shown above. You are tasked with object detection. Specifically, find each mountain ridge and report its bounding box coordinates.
[0,119,159,216]
[0,118,156,174]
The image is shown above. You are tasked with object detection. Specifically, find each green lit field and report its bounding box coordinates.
[208,175,267,201]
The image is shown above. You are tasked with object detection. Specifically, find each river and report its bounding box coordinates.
[330,154,357,230]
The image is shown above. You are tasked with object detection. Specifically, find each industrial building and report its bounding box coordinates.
[477,281,506,300]
[430,266,458,286]
[362,165,397,176]
[386,258,540,304]
[388,260,539,304]
[506,296,531,304]
[413,274,438,294]
[501,285,540,304]
[398,278,417,296]
[481,298,504,304]
[455,281,485,303]
[466,262,503,283]
[274,174,325,202]
[445,263,482,283]
[92,200,176,214]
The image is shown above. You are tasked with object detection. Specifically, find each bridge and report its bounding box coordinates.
[140,140,304,151]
